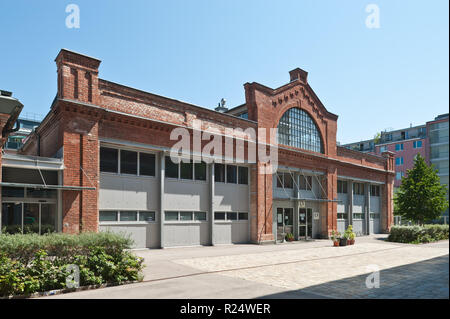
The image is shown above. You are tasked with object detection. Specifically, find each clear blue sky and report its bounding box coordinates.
[0,0,448,144]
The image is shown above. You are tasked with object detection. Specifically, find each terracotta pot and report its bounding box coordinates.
[333,241,339,247]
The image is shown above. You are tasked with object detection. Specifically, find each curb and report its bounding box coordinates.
[1,280,141,299]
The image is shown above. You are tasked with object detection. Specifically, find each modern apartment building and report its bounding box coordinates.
[3,114,41,151]
[343,114,449,216]
[0,49,395,248]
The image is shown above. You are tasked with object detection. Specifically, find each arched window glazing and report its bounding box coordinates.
[277,108,324,153]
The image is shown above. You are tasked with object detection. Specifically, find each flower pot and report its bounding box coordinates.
[350,239,355,245]
[333,241,339,247]
[339,238,347,246]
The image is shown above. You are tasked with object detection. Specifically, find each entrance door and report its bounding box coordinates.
[277,208,293,242]
[299,208,313,240]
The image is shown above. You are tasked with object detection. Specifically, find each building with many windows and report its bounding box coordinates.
[0,49,395,247]
[3,115,41,151]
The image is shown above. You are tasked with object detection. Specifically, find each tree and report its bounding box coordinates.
[394,154,448,225]
[373,132,381,145]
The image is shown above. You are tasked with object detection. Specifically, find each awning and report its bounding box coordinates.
[0,182,95,191]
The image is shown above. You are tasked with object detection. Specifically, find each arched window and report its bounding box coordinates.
[277,108,324,153]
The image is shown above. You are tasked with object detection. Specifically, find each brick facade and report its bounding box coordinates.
[20,49,395,241]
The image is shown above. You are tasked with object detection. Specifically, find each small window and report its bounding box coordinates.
[140,153,155,176]
[353,183,365,195]
[227,165,237,183]
[120,211,138,221]
[283,173,293,189]
[180,161,193,180]
[413,140,422,149]
[337,180,348,194]
[227,212,238,220]
[396,172,403,180]
[194,212,207,221]
[99,211,118,222]
[195,162,207,181]
[165,157,179,178]
[371,185,380,197]
[276,173,284,188]
[180,211,193,221]
[238,212,248,220]
[395,157,404,166]
[238,166,248,185]
[395,144,404,151]
[214,164,225,182]
[214,212,226,220]
[299,175,312,191]
[1,187,25,198]
[165,211,179,221]
[139,211,156,222]
[379,146,387,153]
[370,213,380,219]
[337,212,348,220]
[353,213,364,219]
[100,147,118,173]
[120,150,138,175]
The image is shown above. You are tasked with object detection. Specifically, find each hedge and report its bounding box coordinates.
[387,225,449,244]
[0,232,144,297]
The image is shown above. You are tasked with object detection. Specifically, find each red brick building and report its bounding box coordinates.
[0,49,395,247]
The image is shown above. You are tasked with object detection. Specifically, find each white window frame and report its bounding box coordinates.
[99,210,157,224]
[163,211,208,223]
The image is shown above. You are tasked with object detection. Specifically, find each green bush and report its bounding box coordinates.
[0,231,134,264]
[387,225,449,244]
[0,232,144,297]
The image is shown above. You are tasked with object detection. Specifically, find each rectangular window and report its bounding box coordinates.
[139,211,156,222]
[139,153,155,176]
[238,212,248,220]
[337,212,348,220]
[214,212,226,220]
[353,183,365,195]
[165,211,179,221]
[276,173,284,188]
[353,213,364,219]
[194,162,207,181]
[395,144,404,151]
[180,161,193,180]
[120,211,138,221]
[238,166,248,185]
[226,165,237,183]
[227,212,238,220]
[395,157,404,166]
[100,147,118,173]
[120,150,137,175]
[180,211,193,221]
[337,180,348,194]
[396,172,403,180]
[379,146,387,153]
[283,173,293,189]
[1,187,25,198]
[371,185,380,197]
[299,175,312,190]
[99,211,118,222]
[214,164,225,182]
[413,140,423,149]
[194,212,207,221]
[165,157,179,178]
[370,212,380,219]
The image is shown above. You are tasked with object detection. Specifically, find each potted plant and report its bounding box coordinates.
[339,231,348,246]
[285,232,294,242]
[345,225,356,245]
[331,230,340,247]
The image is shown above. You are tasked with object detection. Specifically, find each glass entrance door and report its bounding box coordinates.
[299,208,313,240]
[277,208,293,242]
[1,203,23,234]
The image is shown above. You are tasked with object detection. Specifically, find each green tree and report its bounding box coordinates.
[394,154,448,225]
[373,132,381,144]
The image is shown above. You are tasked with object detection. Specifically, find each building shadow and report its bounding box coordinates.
[259,255,449,299]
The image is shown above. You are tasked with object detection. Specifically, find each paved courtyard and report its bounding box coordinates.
[43,235,449,299]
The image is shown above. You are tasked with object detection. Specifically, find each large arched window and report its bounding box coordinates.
[277,108,324,153]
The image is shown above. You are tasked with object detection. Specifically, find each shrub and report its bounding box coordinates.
[387,225,449,244]
[0,231,134,264]
[0,232,144,297]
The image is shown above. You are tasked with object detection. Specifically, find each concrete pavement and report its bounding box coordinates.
[42,235,449,299]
